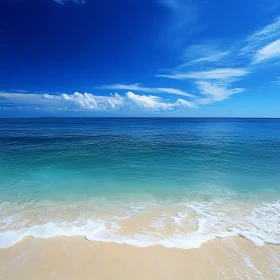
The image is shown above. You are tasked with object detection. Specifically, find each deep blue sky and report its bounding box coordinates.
[0,0,280,117]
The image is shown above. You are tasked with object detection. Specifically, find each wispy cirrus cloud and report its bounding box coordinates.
[253,38,280,63]
[272,77,280,84]
[240,16,280,64]
[0,91,194,112]
[179,44,230,67]
[153,15,280,105]
[157,68,248,104]
[196,81,245,104]
[53,0,86,5]
[187,51,229,65]
[241,16,280,56]
[156,0,205,46]
[158,0,198,26]
[13,90,28,93]
[99,83,194,98]
[157,68,249,81]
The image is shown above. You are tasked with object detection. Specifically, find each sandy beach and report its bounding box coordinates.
[0,237,279,280]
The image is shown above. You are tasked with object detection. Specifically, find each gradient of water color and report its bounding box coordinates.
[0,118,280,248]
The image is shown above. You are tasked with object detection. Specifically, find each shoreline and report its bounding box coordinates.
[0,201,280,249]
[1,199,280,250]
[0,236,279,280]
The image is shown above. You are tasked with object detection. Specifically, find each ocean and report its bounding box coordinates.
[0,118,280,249]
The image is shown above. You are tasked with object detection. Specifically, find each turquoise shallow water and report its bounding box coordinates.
[0,118,280,248]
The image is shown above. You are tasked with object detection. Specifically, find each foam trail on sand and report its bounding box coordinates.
[0,200,279,249]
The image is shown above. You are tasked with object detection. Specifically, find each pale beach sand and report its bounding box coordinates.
[0,237,279,280]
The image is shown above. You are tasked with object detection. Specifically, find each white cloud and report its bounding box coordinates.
[196,81,245,104]
[157,68,249,81]
[0,91,194,112]
[253,39,280,63]
[44,92,125,110]
[126,91,170,110]
[125,91,194,110]
[100,83,194,98]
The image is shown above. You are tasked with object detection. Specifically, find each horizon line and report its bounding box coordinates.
[1,117,280,119]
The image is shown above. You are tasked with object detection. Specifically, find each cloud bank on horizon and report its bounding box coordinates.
[1,0,280,116]
[0,91,194,113]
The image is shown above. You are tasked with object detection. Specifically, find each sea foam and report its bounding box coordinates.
[0,200,279,249]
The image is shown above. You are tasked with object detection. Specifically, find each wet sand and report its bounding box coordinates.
[0,237,279,280]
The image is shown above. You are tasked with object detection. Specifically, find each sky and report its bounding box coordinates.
[0,0,280,117]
